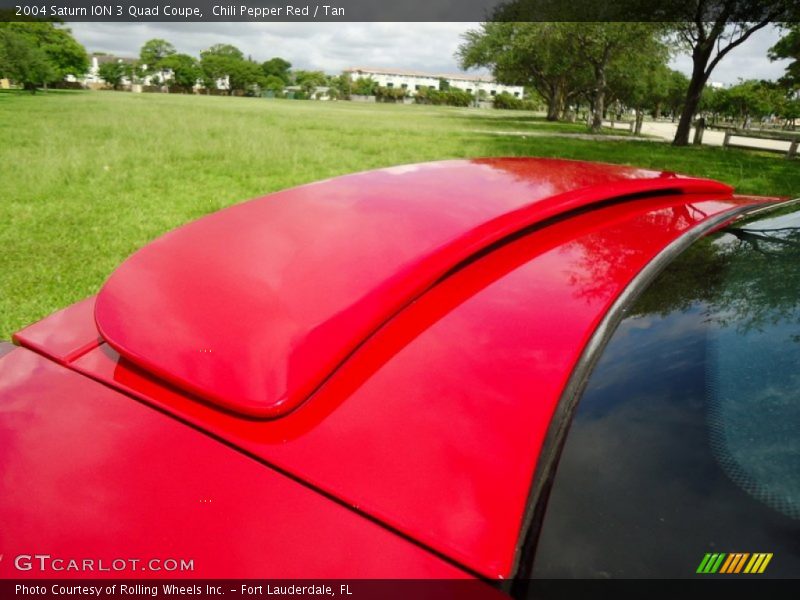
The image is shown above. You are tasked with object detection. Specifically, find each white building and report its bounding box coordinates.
[344,67,524,99]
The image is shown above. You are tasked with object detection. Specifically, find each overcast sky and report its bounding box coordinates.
[69,22,792,85]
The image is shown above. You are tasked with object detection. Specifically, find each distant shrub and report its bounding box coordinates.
[493,92,522,109]
[413,86,433,104]
[414,87,474,107]
[375,86,408,103]
[352,77,377,96]
[441,89,473,107]
[493,91,538,111]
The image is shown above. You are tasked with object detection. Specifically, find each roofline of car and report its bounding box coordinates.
[508,197,795,592]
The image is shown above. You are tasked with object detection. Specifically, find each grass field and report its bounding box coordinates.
[2,89,800,338]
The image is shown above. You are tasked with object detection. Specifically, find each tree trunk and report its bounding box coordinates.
[546,100,559,120]
[634,110,644,135]
[590,83,605,133]
[673,46,712,146]
[545,86,561,121]
[591,93,603,133]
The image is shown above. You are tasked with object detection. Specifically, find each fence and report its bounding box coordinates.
[694,120,799,159]
[721,129,799,158]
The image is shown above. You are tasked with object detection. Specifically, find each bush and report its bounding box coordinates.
[493,91,538,111]
[374,86,408,103]
[413,86,433,104]
[493,92,522,110]
[414,87,474,107]
[352,77,377,96]
[442,89,473,107]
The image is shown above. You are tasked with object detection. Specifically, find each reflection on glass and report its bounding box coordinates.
[530,203,800,579]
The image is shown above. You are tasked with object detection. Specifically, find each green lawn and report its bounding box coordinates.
[2,90,799,338]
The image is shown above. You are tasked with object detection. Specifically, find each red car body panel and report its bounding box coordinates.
[3,158,778,580]
[13,295,101,364]
[0,347,468,579]
[93,158,730,418]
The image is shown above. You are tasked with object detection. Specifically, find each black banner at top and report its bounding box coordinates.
[0,0,798,22]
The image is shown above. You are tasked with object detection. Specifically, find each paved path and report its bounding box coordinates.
[472,129,656,142]
[477,121,795,154]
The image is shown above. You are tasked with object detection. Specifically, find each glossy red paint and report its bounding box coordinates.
[75,196,764,578]
[13,296,100,364]
[4,158,777,580]
[0,346,469,579]
[94,158,731,418]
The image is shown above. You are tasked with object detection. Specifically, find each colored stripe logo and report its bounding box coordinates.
[697,553,773,574]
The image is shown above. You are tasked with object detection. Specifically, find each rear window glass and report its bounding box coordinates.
[530,202,800,578]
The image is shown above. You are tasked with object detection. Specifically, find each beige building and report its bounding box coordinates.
[345,67,523,98]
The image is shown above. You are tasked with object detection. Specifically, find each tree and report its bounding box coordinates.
[375,85,410,103]
[200,43,246,94]
[41,27,89,79]
[160,53,200,89]
[608,52,672,131]
[98,60,126,90]
[572,23,666,132]
[122,61,144,86]
[459,21,665,129]
[0,28,55,92]
[767,26,800,128]
[699,79,793,127]
[202,43,244,62]
[139,38,176,73]
[228,59,263,94]
[669,0,797,146]
[294,69,327,96]
[262,74,286,94]
[0,22,88,79]
[261,57,291,84]
[329,73,352,98]
[769,24,800,90]
[723,79,786,126]
[665,70,690,121]
[778,95,800,128]
[351,76,377,96]
[459,22,590,121]
[700,84,730,123]
[0,21,87,89]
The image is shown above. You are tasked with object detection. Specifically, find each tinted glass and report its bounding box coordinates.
[530,203,800,579]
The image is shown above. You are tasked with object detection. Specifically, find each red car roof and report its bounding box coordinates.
[12,158,771,578]
[93,158,730,418]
